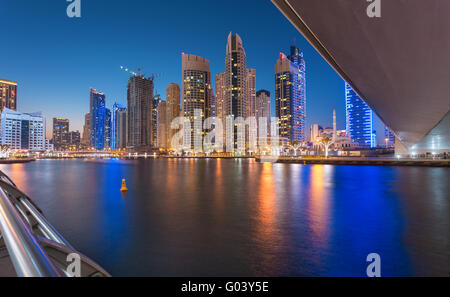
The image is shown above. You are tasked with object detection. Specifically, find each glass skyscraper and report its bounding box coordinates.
[275,45,307,144]
[90,88,106,150]
[112,103,126,150]
[345,83,375,148]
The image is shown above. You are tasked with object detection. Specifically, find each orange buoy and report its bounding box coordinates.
[120,179,128,192]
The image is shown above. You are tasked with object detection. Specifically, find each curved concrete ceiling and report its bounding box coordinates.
[272,0,450,149]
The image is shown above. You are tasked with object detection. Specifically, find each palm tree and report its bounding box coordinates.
[320,137,334,158]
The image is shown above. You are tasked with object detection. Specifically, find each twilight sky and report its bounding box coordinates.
[0,0,345,138]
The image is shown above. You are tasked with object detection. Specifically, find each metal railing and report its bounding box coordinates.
[0,170,110,277]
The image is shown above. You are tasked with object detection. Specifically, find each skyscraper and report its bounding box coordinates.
[157,100,167,149]
[256,90,271,121]
[117,108,127,149]
[345,83,394,148]
[112,103,127,150]
[104,108,112,149]
[127,75,153,150]
[345,83,374,148]
[90,88,106,150]
[69,131,81,150]
[0,79,17,112]
[82,113,90,147]
[53,118,69,151]
[166,83,181,148]
[215,73,226,121]
[182,53,211,150]
[275,51,306,144]
[1,109,45,151]
[246,68,256,118]
[224,33,247,119]
[152,94,162,148]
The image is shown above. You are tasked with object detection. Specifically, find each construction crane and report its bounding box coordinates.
[120,66,144,77]
[120,66,162,81]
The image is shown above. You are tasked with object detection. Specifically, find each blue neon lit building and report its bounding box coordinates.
[345,83,374,148]
[90,88,106,150]
[275,45,307,144]
[112,103,126,150]
[104,108,111,149]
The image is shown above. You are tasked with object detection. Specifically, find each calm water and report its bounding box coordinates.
[0,159,448,276]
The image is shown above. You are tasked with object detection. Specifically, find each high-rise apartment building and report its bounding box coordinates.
[275,51,306,144]
[215,72,226,120]
[224,33,247,119]
[166,83,180,148]
[104,108,112,149]
[345,83,374,148]
[157,100,167,149]
[127,75,153,150]
[69,130,81,150]
[0,79,17,112]
[82,113,90,147]
[90,88,106,150]
[1,109,45,151]
[152,94,162,148]
[255,90,271,121]
[182,53,211,150]
[112,103,127,150]
[246,68,256,118]
[345,83,393,148]
[53,118,69,151]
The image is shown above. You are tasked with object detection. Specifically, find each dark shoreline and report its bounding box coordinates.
[0,158,35,164]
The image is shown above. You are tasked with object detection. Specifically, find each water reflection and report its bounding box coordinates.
[0,160,447,276]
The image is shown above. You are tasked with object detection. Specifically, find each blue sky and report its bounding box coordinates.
[0,0,345,137]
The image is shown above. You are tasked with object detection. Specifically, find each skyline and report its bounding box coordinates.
[0,0,345,138]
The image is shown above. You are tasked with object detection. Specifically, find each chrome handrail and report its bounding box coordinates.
[0,170,110,277]
[0,187,63,277]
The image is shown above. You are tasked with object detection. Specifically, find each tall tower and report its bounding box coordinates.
[157,100,167,149]
[224,33,247,118]
[104,108,112,149]
[275,52,305,144]
[90,88,106,150]
[246,68,256,118]
[215,72,226,120]
[127,75,154,150]
[166,83,181,148]
[333,108,337,142]
[182,53,211,151]
[152,93,162,148]
[112,103,126,150]
[0,79,17,112]
[53,118,70,151]
[288,45,307,142]
[82,113,90,147]
[345,83,374,148]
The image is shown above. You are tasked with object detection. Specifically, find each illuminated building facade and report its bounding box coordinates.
[157,100,167,149]
[0,79,17,112]
[90,88,106,150]
[127,75,154,150]
[275,50,306,144]
[53,118,70,151]
[345,83,375,148]
[182,53,211,150]
[1,108,45,151]
[104,108,111,149]
[152,94,162,148]
[166,83,180,148]
[112,103,126,149]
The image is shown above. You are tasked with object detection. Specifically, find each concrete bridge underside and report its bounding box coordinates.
[272,0,450,154]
